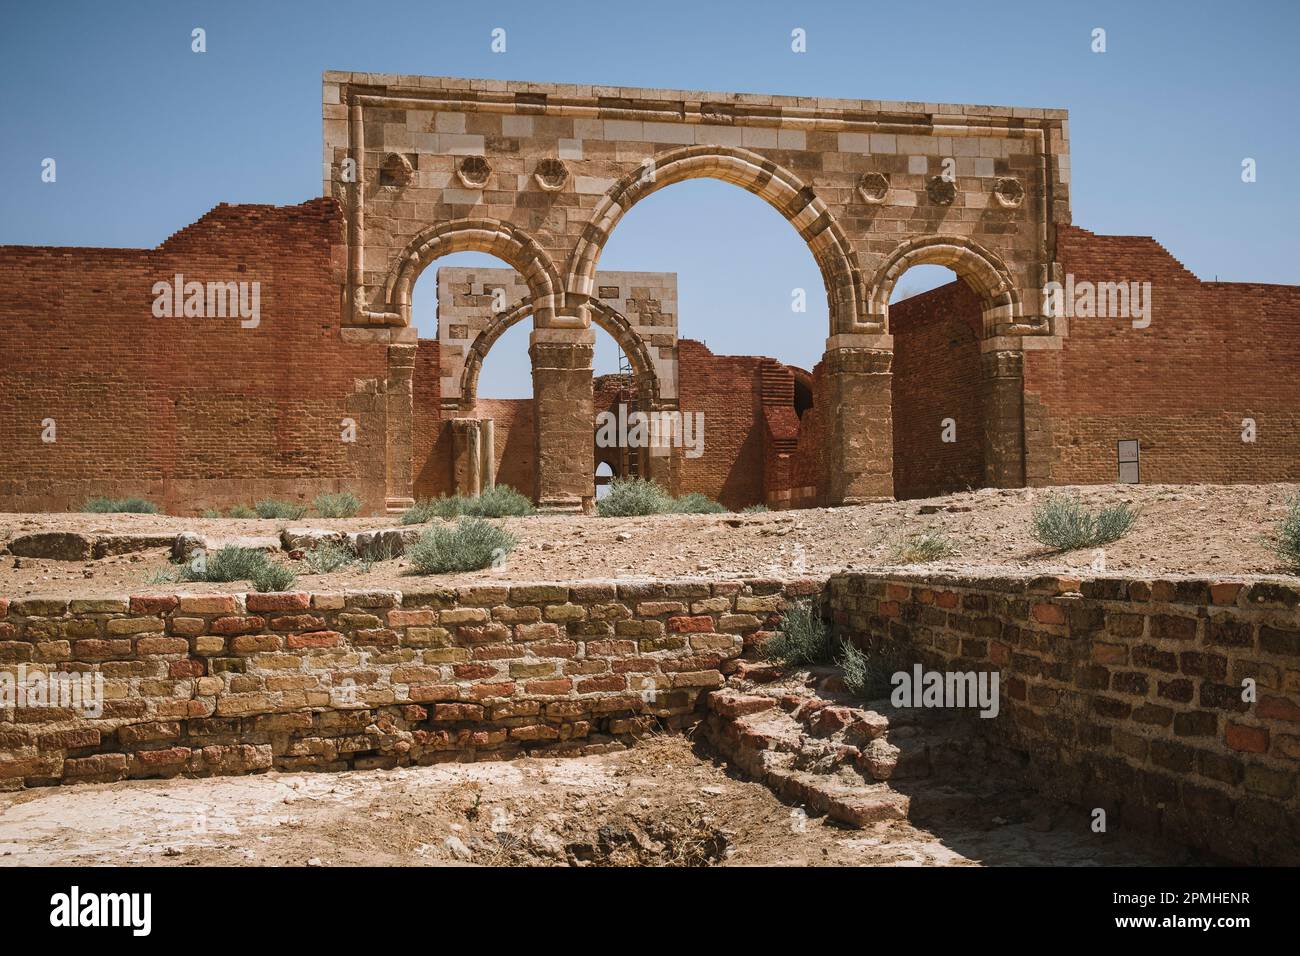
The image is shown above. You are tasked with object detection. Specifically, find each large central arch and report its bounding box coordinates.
[565,144,868,335]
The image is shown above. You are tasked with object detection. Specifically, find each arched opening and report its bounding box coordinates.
[567,145,865,337]
[409,251,539,502]
[888,265,987,499]
[594,460,615,500]
[416,254,662,506]
[596,176,833,509]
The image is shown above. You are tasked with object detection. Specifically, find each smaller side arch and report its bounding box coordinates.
[456,298,662,413]
[867,235,1023,336]
[380,219,563,327]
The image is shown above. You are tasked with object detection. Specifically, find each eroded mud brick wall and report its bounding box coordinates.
[830,571,1300,864]
[1027,226,1300,484]
[0,200,396,514]
[0,578,822,787]
[887,282,985,499]
[676,340,767,508]
[887,227,1300,490]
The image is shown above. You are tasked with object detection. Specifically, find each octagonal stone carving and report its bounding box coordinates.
[456,155,492,189]
[994,177,1025,208]
[856,172,889,204]
[926,176,957,206]
[534,157,569,192]
[379,152,414,188]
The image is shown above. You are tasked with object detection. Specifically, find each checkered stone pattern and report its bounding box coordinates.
[324,72,1067,340]
[435,268,679,409]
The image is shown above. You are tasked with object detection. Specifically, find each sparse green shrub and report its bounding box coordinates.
[837,642,870,696]
[1269,495,1300,569]
[178,545,271,583]
[887,528,960,564]
[838,637,911,699]
[741,504,770,513]
[313,491,362,518]
[761,601,834,666]
[401,486,534,524]
[303,542,355,574]
[255,499,307,520]
[408,517,517,574]
[1030,492,1138,552]
[251,562,297,593]
[597,477,673,517]
[467,484,535,518]
[202,505,257,519]
[672,492,727,514]
[400,499,443,524]
[82,496,159,514]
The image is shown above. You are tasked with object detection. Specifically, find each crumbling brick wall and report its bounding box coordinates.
[412,337,452,500]
[1024,225,1300,485]
[888,282,986,499]
[830,570,1300,865]
[0,578,821,786]
[0,199,393,514]
[676,340,765,509]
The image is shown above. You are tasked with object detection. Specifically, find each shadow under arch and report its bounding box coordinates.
[879,237,1028,493]
[867,235,1023,336]
[381,218,564,327]
[456,298,662,414]
[564,144,869,335]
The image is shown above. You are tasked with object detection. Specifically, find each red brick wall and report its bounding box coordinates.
[676,340,765,509]
[477,398,535,497]
[0,199,394,514]
[412,339,450,500]
[889,281,986,499]
[1026,226,1300,485]
[831,570,1300,865]
[785,363,828,507]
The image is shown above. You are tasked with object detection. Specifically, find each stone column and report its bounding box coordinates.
[450,418,482,497]
[384,344,416,514]
[531,326,595,512]
[480,418,496,490]
[823,333,894,505]
[980,346,1026,488]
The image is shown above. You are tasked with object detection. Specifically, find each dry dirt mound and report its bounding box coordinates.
[0,483,1296,598]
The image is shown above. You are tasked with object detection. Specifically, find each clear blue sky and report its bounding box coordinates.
[3,0,1296,396]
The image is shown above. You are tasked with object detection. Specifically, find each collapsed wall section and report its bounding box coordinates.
[1025,225,1300,485]
[0,199,396,514]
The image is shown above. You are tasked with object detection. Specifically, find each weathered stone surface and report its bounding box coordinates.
[281,528,347,552]
[93,533,176,558]
[348,527,420,558]
[173,534,280,561]
[9,532,94,561]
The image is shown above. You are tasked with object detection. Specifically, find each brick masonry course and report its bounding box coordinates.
[828,570,1300,865]
[0,577,823,787]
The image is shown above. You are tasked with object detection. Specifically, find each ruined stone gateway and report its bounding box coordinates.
[3,78,1300,867]
[3,72,1296,514]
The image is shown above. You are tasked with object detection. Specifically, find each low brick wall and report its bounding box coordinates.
[829,571,1300,864]
[0,578,822,788]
